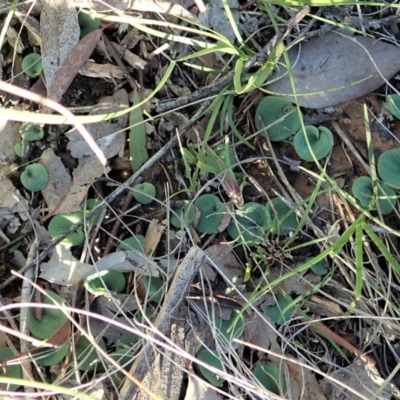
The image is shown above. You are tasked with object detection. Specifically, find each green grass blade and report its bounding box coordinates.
[0,62,176,124]
[130,91,148,172]
[363,224,400,278]
[354,222,364,301]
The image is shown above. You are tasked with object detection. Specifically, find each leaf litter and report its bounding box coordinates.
[3,2,400,399]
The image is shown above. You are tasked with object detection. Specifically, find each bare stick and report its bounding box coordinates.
[120,246,205,399]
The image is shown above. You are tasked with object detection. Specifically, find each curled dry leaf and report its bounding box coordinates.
[267,32,400,108]
[80,60,125,79]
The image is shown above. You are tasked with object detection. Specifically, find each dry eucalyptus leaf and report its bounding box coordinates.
[80,251,160,280]
[96,41,146,70]
[15,12,41,47]
[80,60,125,79]
[46,28,102,104]
[0,166,29,220]
[6,25,25,53]
[67,89,128,159]
[245,313,278,354]
[40,0,80,88]
[184,374,223,400]
[267,32,400,108]
[198,0,240,45]
[48,90,128,214]
[40,148,72,215]
[0,119,21,165]
[96,293,139,313]
[89,299,133,344]
[144,219,167,255]
[40,243,92,285]
[319,359,393,399]
[286,358,327,400]
[204,242,243,284]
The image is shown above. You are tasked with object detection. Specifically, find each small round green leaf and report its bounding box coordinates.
[84,198,102,227]
[196,348,225,387]
[171,200,196,228]
[143,276,165,303]
[48,212,85,246]
[75,335,106,371]
[252,360,283,396]
[0,347,23,391]
[293,125,333,161]
[263,293,295,325]
[308,257,329,276]
[21,53,43,78]
[387,94,400,120]
[14,141,24,157]
[20,123,44,142]
[108,351,134,384]
[255,96,303,141]
[117,331,140,351]
[227,202,271,245]
[34,341,70,367]
[27,290,68,340]
[211,309,245,343]
[84,270,126,295]
[266,197,298,236]
[117,234,146,253]
[378,149,400,189]
[195,194,227,234]
[20,163,49,192]
[352,176,396,215]
[78,11,101,38]
[133,183,156,205]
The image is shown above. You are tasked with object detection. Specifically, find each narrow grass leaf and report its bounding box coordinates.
[0,62,176,124]
[363,224,400,278]
[130,91,148,172]
[354,223,364,300]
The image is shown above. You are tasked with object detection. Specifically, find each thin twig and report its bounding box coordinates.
[297,313,376,366]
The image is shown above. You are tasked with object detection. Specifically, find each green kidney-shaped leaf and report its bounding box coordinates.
[48,212,84,246]
[196,348,225,387]
[378,149,400,189]
[252,360,283,396]
[263,293,295,325]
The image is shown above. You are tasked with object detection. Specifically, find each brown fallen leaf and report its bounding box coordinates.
[267,31,400,108]
[47,89,128,215]
[319,359,392,400]
[144,219,167,255]
[40,149,72,215]
[80,60,125,79]
[286,357,327,400]
[46,28,103,105]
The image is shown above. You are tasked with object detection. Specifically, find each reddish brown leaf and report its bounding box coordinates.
[47,29,103,104]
